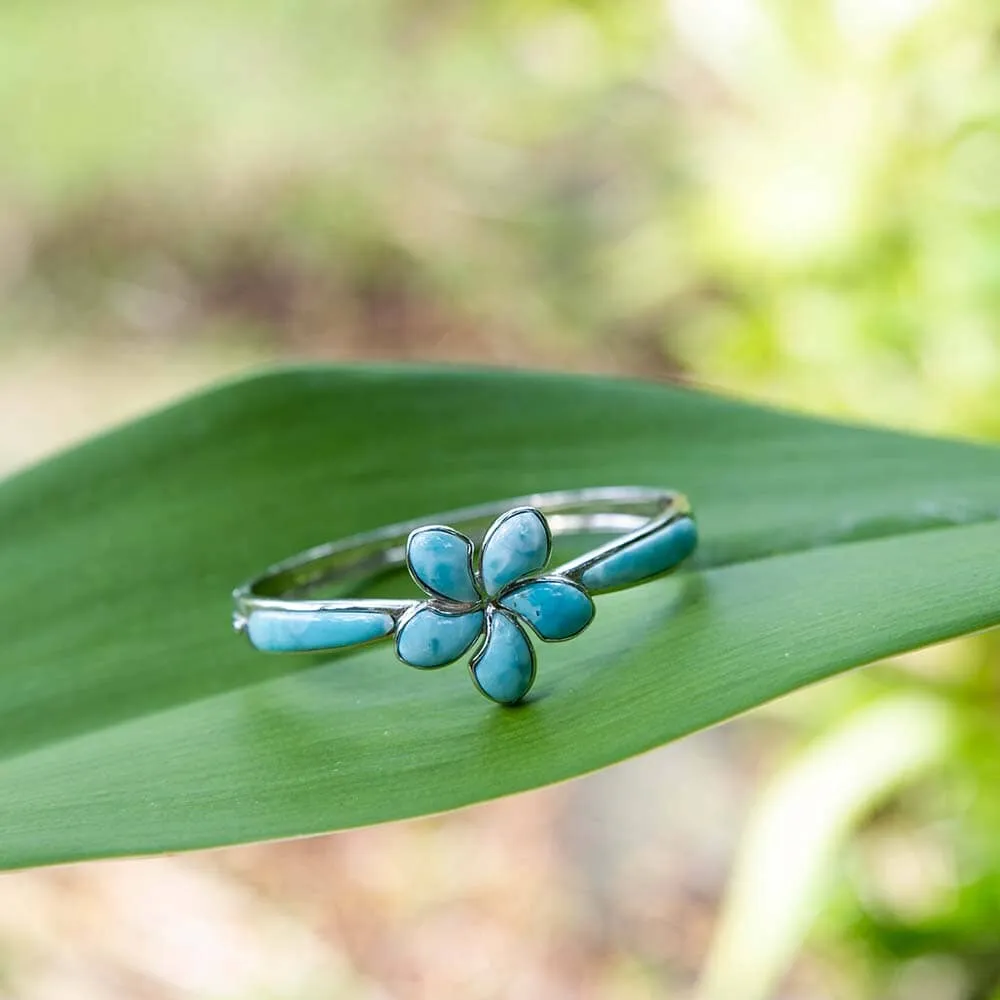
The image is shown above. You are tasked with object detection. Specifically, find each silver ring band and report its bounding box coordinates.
[233,486,697,705]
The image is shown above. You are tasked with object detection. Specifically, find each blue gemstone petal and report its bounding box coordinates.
[407,527,480,603]
[471,610,535,705]
[396,606,485,669]
[581,516,698,593]
[480,508,551,596]
[247,609,394,652]
[499,577,595,641]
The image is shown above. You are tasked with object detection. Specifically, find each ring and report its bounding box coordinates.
[233,486,697,705]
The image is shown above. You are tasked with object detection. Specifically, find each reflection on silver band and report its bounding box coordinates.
[233,486,697,705]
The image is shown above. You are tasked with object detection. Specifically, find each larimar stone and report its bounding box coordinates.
[581,516,698,592]
[396,606,485,668]
[499,578,594,640]
[481,508,550,595]
[247,609,394,652]
[472,610,535,704]
[407,528,480,603]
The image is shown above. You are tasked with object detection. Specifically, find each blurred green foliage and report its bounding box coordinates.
[4,0,998,423]
[2,0,1000,996]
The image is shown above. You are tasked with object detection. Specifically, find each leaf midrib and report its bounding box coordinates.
[694,507,1000,570]
[4,514,999,774]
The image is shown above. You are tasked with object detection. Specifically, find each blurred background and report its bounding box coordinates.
[2,0,1000,997]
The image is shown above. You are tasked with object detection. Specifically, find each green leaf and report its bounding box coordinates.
[2,366,999,869]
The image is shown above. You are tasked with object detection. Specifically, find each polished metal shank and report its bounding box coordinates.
[232,486,691,631]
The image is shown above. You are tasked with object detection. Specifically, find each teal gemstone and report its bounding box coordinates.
[472,611,535,704]
[396,606,485,668]
[499,578,594,640]
[247,609,394,652]
[581,516,698,593]
[407,527,480,603]
[481,508,550,595]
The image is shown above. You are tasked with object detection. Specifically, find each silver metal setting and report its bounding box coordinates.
[233,486,696,704]
[500,574,594,642]
[405,523,482,604]
[469,603,537,704]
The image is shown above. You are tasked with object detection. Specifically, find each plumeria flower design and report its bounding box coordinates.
[394,507,596,704]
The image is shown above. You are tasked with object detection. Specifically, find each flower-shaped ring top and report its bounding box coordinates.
[394,507,595,704]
